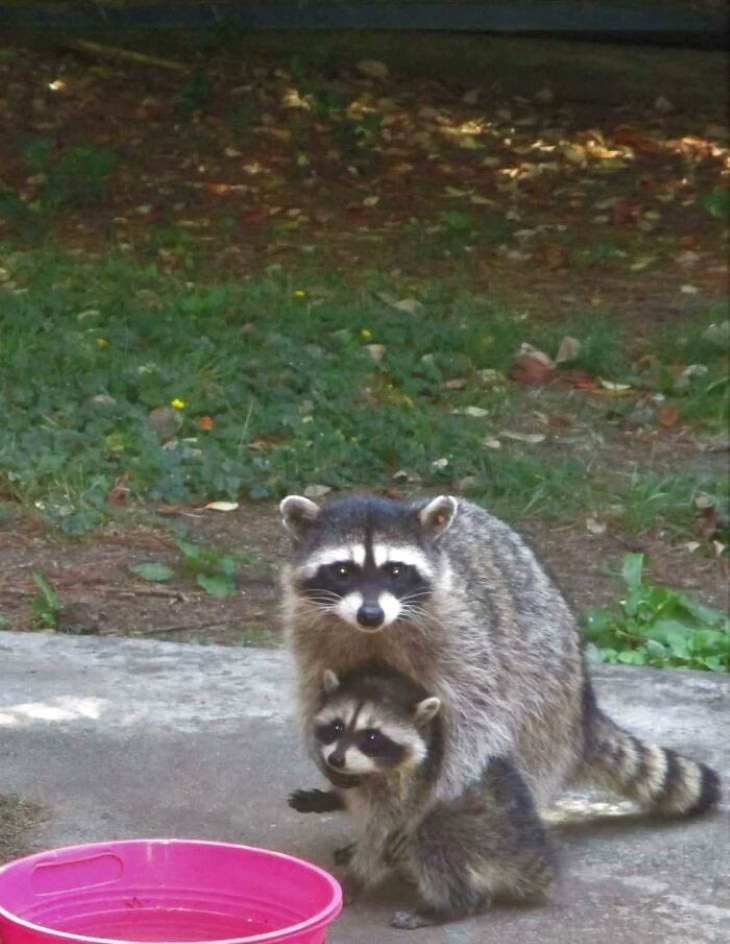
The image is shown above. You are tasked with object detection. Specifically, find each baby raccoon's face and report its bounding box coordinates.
[314,697,425,777]
[313,671,441,780]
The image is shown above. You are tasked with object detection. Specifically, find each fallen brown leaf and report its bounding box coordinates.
[106,478,129,507]
[542,244,569,270]
[656,404,680,427]
[563,370,598,391]
[612,127,662,155]
[509,344,556,385]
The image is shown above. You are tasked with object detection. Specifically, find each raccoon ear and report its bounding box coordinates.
[280,495,321,538]
[418,495,457,540]
[413,696,441,726]
[322,669,340,694]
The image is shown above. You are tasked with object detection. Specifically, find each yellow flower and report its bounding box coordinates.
[95,338,108,348]
[293,289,307,298]
[360,328,373,341]
[170,398,186,410]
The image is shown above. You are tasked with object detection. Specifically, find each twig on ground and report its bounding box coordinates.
[105,587,189,601]
[62,39,189,73]
[133,621,228,637]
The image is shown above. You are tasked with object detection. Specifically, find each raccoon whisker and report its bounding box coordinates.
[399,589,431,604]
[304,590,342,605]
[294,607,336,632]
[300,594,341,613]
[399,601,441,625]
[399,599,434,616]
[304,608,339,627]
[308,596,340,608]
[395,612,438,638]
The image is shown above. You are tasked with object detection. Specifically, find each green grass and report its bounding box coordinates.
[0,250,524,526]
[1,138,119,244]
[616,472,728,537]
[582,554,730,672]
[30,572,61,630]
[0,248,728,537]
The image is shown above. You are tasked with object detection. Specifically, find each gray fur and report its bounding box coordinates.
[280,494,721,813]
[290,662,555,929]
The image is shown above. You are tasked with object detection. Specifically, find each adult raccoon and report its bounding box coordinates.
[280,494,720,815]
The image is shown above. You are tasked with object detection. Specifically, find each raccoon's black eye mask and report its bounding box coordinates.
[315,720,344,744]
[327,562,358,583]
[316,560,416,590]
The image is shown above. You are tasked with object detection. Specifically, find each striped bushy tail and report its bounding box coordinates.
[585,711,721,817]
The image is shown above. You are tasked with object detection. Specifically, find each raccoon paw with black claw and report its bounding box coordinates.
[287,789,321,813]
[288,788,342,813]
[333,842,356,866]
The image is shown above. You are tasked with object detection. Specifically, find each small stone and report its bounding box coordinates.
[534,86,554,105]
[85,394,116,410]
[365,344,386,363]
[147,406,183,444]
[702,321,730,348]
[356,59,388,80]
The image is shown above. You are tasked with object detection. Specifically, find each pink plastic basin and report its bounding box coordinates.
[0,840,342,944]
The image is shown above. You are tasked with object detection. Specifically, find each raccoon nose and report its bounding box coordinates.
[357,603,385,628]
[328,752,346,769]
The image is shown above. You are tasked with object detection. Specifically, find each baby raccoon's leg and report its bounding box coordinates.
[288,788,345,813]
[340,821,395,904]
[392,758,555,929]
[391,850,490,930]
[288,789,356,867]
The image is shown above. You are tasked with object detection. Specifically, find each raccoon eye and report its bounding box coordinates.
[362,729,386,751]
[316,720,344,744]
[329,562,355,581]
[384,562,409,580]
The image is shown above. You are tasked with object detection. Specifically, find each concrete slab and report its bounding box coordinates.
[1,631,728,943]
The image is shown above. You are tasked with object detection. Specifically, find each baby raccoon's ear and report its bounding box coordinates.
[322,669,340,694]
[280,495,320,539]
[413,696,441,726]
[418,495,457,540]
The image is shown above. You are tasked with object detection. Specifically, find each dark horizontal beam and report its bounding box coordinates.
[0,3,727,33]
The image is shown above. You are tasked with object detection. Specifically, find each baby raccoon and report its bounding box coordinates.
[280,493,721,817]
[289,661,555,929]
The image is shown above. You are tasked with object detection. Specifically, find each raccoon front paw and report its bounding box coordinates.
[288,788,338,813]
[390,909,431,930]
[288,789,319,813]
[333,842,356,866]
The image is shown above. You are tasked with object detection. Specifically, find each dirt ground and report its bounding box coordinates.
[0,794,49,864]
[1,472,728,644]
